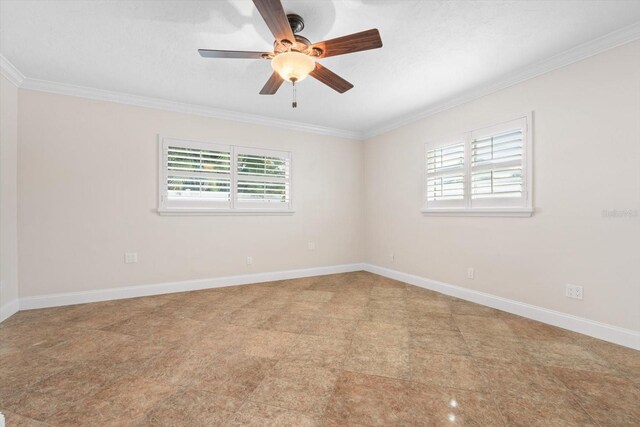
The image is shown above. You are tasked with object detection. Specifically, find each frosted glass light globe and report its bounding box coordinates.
[271,51,315,82]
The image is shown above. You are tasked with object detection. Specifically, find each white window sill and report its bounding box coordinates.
[421,207,534,217]
[158,208,295,216]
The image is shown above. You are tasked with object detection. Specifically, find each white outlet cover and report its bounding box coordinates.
[125,252,138,263]
[246,256,253,265]
[566,284,583,300]
[467,268,475,279]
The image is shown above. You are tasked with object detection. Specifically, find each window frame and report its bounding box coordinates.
[158,136,294,216]
[421,113,533,217]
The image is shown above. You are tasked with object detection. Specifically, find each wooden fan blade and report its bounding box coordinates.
[310,63,354,93]
[310,29,382,58]
[252,0,295,43]
[260,72,285,95]
[198,49,268,59]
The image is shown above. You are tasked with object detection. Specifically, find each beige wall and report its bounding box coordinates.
[12,41,640,333]
[0,75,19,311]
[364,41,640,331]
[18,90,364,297]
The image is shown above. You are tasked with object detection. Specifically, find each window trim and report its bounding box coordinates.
[421,112,533,217]
[157,136,294,216]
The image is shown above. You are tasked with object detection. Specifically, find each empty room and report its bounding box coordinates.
[1,0,639,425]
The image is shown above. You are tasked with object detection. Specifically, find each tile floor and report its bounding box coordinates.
[1,272,638,426]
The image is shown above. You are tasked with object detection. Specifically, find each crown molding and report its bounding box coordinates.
[18,77,362,140]
[4,22,639,141]
[362,22,640,140]
[0,54,25,87]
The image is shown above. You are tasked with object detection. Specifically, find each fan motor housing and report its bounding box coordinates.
[287,14,305,34]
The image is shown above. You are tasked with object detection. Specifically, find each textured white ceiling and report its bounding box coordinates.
[1,0,640,134]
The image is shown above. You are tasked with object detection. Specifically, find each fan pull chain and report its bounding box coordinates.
[292,80,297,108]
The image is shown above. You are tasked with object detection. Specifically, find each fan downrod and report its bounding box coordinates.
[287,14,305,34]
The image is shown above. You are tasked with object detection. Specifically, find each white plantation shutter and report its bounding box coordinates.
[235,147,291,209]
[162,139,232,209]
[426,142,465,207]
[470,118,527,208]
[423,114,532,215]
[159,137,292,213]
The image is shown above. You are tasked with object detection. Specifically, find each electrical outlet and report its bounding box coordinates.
[246,256,253,265]
[566,284,583,300]
[467,267,475,279]
[308,241,316,251]
[125,252,138,264]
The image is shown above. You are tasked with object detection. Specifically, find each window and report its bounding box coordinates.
[159,137,292,214]
[422,114,532,216]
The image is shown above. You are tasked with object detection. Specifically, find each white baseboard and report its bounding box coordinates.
[18,263,365,311]
[10,262,639,350]
[0,299,19,322]
[364,263,640,351]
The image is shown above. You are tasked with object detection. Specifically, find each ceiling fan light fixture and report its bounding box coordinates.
[271,51,315,82]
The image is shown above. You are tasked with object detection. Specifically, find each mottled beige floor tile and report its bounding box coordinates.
[0,320,86,355]
[578,337,640,384]
[242,294,294,310]
[269,359,339,389]
[449,300,501,317]
[214,292,261,308]
[343,341,410,380]
[409,314,459,333]
[280,301,327,317]
[366,298,406,311]
[353,321,409,348]
[318,303,365,320]
[295,290,335,303]
[453,315,515,337]
[237,328,299,359]
[104,311,207,343]
[407,298,452,316]
[411,330,469,356]
[329,292,369,307]
[250,375,335,416]
[464,333,537,363]
[0,411,52,426]
[474,359,570,401]
[303,317,358,339]
[502,316,578,342]
[150,296,225,320]
[370,286,405,300]
[404,286,449,301]
[260,313,313,333]
[551,367,640,424]
[0,353,72,409]
[286,335,351,368]
[228,401,320,427]
[409,351,486,391]
[13,362,123,421]
[2,272,638,426]
[361,307,408,325]
[224,307,277,327]
[326,371,501,426]
[496,394,595,426]
[523,339,617,373]
[133,388,241,426]
[46,375,172,426]
[133,346,212,386]
[324,371,414,426]
[39,329,140,362]
[63,297,167,329]
[370,277,406,288]
[321,417,368,427]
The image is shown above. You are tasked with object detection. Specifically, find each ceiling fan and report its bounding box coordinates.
[198,0,383,107]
